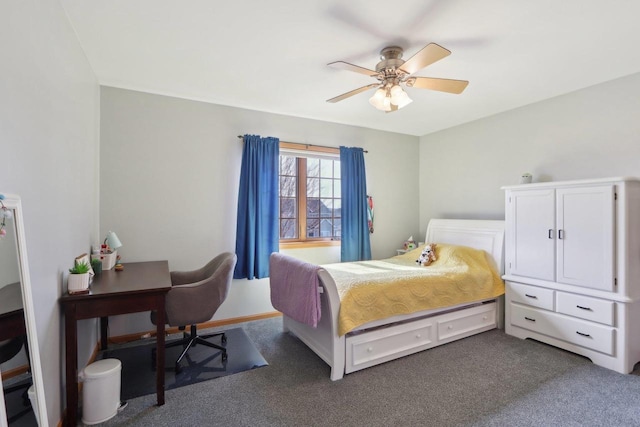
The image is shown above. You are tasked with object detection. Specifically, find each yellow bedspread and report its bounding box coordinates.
[322,244,504,336]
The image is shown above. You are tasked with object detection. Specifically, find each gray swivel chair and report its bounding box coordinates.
[151,252,237,372]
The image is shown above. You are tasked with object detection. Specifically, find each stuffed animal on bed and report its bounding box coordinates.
[416,243,437,266]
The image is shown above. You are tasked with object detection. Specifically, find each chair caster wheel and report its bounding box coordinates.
[175,363,182,374]
[221,335,227,345]
[222,352,228,362]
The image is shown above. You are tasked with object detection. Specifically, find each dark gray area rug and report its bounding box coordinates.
[100,318,640,427]
[100,327,267,400]
[2,374,37,427]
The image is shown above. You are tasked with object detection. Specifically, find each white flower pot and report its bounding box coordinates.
[68,272,90,294]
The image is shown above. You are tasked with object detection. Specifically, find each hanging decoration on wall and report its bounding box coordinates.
[0,194,12,239]
[367,195,374,234]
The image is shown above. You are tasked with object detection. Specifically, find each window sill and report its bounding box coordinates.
[279,240,340,249]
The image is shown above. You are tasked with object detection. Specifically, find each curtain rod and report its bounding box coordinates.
[237,135,368,153]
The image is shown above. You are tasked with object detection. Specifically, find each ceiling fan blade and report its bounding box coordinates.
[328,61,379,77]
[326,84,379,103]
[406,77,469,94]
[399,43,451,75]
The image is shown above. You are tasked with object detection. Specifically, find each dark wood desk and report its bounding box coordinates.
[0,282,26,342]
[59,261,171,427]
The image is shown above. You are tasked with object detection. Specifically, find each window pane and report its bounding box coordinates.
[334,161,341,179]
[307,198,320,218]
[280,198,296,219]
[333,199,341,218]
[320,178,333,198]
[320,219,333,237]
[307,158,319,177]
[334,180,341,198]
[280,176,296,197]
[320,199,333,217]
[333,218,341,237]
[280,156,296,176]
[320,159,333,178]
[306,218,320,238]
[280,219,298,239]
[307,177,319,197]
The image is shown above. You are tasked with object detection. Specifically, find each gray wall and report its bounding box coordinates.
[1,1,100,424]
[100,87,420,336]
[419,72,640,234]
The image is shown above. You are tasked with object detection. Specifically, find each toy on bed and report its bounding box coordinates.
[416,243,437,266]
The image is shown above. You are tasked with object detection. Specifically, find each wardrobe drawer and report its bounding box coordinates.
[507,281,554,311]
[510,303,614,355]
[556,292,615,326]
[346,318,435,372]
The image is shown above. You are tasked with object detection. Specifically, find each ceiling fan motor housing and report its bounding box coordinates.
[375,46,408,81]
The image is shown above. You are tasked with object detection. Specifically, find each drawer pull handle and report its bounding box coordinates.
[576,305,592,311]
[558,229,564,239]
[367,346,373,352]
[524,317,536,322]
[548,229,554,239]
[447,325,453,330]
[525,294,538,299]
[416,333,421,339]
[576,331,591,338]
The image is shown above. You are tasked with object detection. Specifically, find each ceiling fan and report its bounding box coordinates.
[326,43,468,112]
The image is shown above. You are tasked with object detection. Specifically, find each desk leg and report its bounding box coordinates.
[64,304,78,427]
[100,316,108,350]
[155,295,165,406]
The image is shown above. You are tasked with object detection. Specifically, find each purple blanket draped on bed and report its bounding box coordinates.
[269,253,321,327]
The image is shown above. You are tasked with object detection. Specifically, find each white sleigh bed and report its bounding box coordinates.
[277,219,505,380]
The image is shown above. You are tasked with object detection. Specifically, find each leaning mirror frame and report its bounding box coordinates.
[0,194,47,426]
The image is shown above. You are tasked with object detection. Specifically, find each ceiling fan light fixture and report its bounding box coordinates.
[381,95,392,111]
[389,85,412,109]
[393,90,413,109]
[369,87,388,110]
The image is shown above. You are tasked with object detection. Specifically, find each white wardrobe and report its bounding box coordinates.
[503,177,640,373]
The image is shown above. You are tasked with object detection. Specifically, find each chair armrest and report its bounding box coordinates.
[170,270,201,286]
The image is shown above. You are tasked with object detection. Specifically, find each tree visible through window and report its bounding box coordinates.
[279,151,341,243]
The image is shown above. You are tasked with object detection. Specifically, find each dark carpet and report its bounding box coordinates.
[99,318,640,427]
[2,374,36,427]
[100,327,267,400]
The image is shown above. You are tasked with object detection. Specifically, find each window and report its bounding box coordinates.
[279,143,341,245]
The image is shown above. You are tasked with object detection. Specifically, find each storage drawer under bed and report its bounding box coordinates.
[345,302,497,373]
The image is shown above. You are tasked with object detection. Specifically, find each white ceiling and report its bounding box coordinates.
[60,0,640,136]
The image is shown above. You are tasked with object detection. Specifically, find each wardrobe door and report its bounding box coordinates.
[506,189,556,281]
[556,185,615,291]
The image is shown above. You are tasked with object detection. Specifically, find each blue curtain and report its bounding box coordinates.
[340,146,372,262]
[234,135,280,279]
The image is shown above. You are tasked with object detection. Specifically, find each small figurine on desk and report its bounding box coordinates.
[114,254,124,271]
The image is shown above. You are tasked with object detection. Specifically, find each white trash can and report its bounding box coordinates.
[27,385,39,426]
[80,358,122,425]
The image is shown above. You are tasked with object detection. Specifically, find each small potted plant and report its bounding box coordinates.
[91,258,103,276]
[68,260,91,293]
